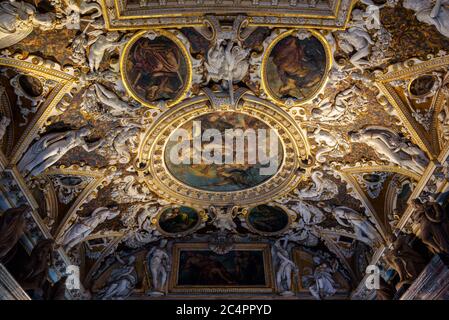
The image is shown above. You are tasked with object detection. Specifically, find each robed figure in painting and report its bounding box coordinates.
[270,36,324,99]
[130,37,184,101]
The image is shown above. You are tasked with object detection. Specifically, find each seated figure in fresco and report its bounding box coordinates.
[271,36,322,98]
[131,38,184,101]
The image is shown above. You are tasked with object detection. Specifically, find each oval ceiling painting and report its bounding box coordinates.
[164,112,284,192]
[158,206,200,235]
[121,31,191,108]
[263,30,329,106]
[247,205,290,234]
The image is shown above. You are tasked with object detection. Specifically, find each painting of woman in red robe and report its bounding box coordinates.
[125,35,188,103]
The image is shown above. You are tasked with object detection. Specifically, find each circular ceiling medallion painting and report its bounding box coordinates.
[247,205,290,235]
[121,30,192,108]
[262,29,330,107]
[164,112,284,192]
[157,206,200,236]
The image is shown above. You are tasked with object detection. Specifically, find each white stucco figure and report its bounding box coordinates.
[364,5,382,30]
[205,38,249,104]
[338,27,374,70]
[304,262,337,300]
[97,255,137,300]
[311,86,363,122]
[60,206,120,251]
[289,200,325,225]
[403,0,449,38]
[87,32,128,72]
[137,205,158,230]
[327,205,380,245]
[146,240,170,296]
[18,128,103,177]
[0,114,11,141]
[309,126,350,163]
[208,206,238,232]
[295,171,339,201]
[64,0,102,20]
[273,239,298,296]
[109,125,141,163]
[349,126,429,174]
[94,83,139,116]
[0,0,57,49]
[69,31,88,65]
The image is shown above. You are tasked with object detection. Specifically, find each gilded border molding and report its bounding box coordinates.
[101,0,355,31]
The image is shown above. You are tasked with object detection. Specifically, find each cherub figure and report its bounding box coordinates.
[87,31,128,72]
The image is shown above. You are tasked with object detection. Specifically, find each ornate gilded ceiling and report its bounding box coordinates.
[1,0,449,300]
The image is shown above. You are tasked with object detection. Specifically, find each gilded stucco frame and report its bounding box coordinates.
[120,29,193,109]
[168,242,275,294]
[243,203,294,237]
[152,205,208,237]
[374,55,449,158]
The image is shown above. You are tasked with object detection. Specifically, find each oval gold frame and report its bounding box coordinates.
[407,74,439,100]
[120,29,192,109]
[260,29,332,108]
[245,204,292,236]
[136,94,312,207]
[153,205,203,237]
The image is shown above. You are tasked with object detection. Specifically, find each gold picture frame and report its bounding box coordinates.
[120,29,193,109]
[152,205,207,237]
[260,29,332,108]
[168,243,275,294]
[244,204,294,237]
